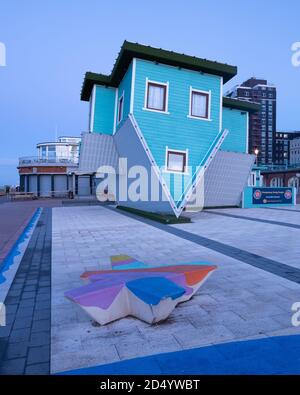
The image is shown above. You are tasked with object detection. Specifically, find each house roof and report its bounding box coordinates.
[222,97,260,113]
[81,41,238,101]
[77,132,119,174]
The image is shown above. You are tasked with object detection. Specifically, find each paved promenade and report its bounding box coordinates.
[1,202,299,374]
[51,205,300,373]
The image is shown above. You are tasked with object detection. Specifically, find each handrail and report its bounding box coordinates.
[19,156,78,165]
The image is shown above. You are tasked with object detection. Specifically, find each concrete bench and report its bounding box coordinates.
[65,255,216,325]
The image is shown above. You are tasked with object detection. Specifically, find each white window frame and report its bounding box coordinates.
[164,147,189,174]
[143,78,170,114]
[117,91,124,124]
[187,87,211,121]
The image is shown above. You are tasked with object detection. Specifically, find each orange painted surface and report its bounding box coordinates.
[81,264,217,286]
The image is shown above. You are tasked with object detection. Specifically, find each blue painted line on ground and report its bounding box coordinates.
[0,208,42,285]
[60,335,300,375]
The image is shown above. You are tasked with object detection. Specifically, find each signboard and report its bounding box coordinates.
[252,187,293,205]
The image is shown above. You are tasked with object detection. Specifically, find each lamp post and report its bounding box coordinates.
[254,148,259,166]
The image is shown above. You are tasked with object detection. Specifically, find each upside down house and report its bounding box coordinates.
[79,41,259,216]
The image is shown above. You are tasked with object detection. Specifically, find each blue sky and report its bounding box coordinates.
[0,0,299,185]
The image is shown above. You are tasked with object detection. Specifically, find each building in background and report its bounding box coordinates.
[290,136,300,166]
[274,131,300,165]
[18,136,81,197]
[37,136,80,163]
[260,167,300,194]
[226,78,276,165]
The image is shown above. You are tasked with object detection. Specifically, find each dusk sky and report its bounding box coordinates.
[0,0,299,185]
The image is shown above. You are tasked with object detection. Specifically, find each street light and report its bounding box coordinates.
[254,148,259,166]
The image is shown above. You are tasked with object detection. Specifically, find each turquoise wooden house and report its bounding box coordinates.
[79,41,259,216]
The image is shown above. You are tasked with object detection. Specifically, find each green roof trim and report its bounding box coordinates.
[223,97,260,113]
[81,72,111,101]
[81,41,238,101]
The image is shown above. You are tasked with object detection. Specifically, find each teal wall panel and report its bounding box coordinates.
[221,107,248,153]
[133,59,222,203]
[93,85,116,135]
[133,59,222,169]
[116,62,133,130]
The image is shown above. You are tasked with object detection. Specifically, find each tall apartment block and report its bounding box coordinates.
[227,78,276,165]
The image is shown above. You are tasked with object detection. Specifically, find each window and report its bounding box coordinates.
[145,81,168,112]
[118,93,124,123]
[165,148,187,173]
[48,146,56,159]
[41,146,47,159]
[189,89,210,120]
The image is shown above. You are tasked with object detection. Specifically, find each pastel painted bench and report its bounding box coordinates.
[65,255,216,325]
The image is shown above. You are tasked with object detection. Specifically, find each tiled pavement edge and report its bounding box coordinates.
[266,207,300,213]
[205,210,300,230]
[109,207,300,284]
[0,208,51,375]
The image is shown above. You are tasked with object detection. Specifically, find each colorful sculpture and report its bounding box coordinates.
[65,255,216,325]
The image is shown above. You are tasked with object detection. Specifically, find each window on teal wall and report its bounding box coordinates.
[166,148,187,173]
[118,94,124,123]
[146,81,167,112]
[189,89,210,120]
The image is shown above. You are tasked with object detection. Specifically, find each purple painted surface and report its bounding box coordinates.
[65,282,124,310]
[65,271,193,309]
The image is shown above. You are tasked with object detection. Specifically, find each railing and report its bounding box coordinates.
[19,156,78,166]
[10,191,73,199]
[258,163,300,172]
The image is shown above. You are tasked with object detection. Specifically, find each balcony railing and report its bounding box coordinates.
[256,163,300,172]
[19,156,78,166]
